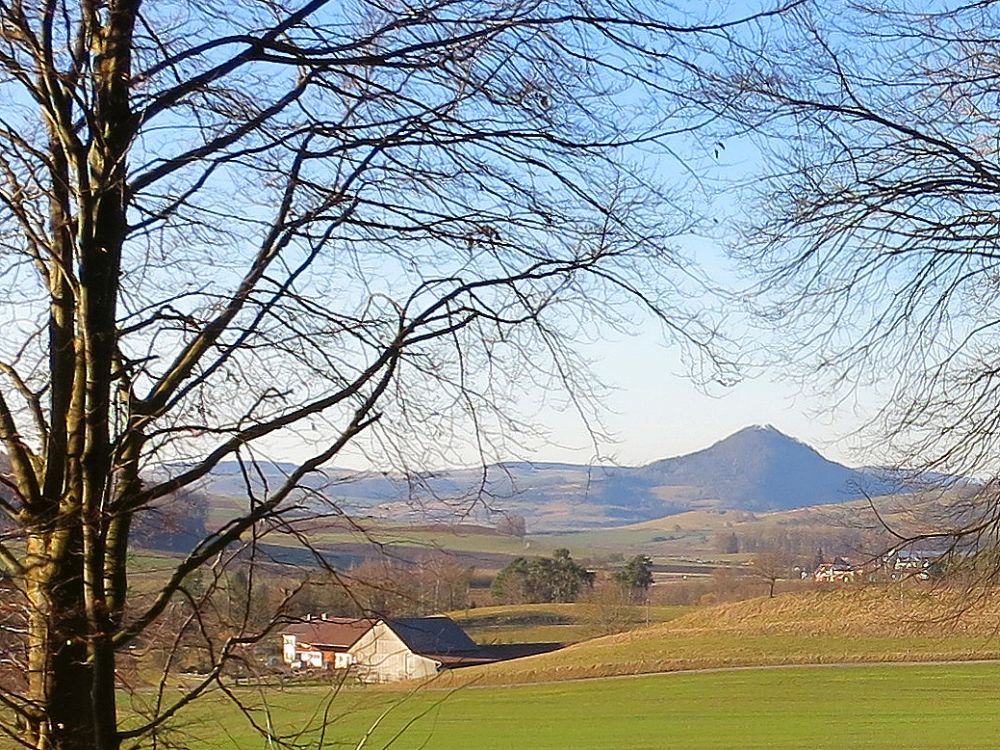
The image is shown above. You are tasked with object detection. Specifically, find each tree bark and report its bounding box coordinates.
[20,3,139,747]
[25,530,104,750]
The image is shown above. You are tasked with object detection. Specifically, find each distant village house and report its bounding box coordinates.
[886,549,945,580]
[813,557,858,584]
[281,613,562,682]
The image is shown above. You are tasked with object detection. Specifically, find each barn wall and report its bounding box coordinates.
[348,623,440,682]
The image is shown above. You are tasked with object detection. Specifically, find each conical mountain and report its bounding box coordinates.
[635,424,888,511]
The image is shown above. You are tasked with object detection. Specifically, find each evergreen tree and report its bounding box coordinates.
[491,550,592,604]
[614,555,654,594]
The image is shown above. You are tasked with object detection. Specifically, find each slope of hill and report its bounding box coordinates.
[439,588,1000,686]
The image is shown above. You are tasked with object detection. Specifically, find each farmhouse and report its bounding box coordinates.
[813,557,857,584]
[281,615,375,670]
[348,615,495,682]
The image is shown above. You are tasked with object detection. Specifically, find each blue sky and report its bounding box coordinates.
[521,247,880,469]
[187,1,891,473]
[298,229,884,472]
[495,130,885,470]
[549,327,876,468]
[278,121,887,472]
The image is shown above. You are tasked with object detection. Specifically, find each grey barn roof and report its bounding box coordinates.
[386,616,478,655]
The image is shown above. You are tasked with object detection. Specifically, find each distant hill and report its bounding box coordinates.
[633,425,899,511]
[172,425,919,531]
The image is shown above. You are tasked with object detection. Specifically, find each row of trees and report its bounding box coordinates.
[216,553,477,626]
[714,526,884,559]
[491,551,653,604]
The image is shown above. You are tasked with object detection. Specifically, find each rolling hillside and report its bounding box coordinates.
[440,587,1000,686]
[179,425,914,530]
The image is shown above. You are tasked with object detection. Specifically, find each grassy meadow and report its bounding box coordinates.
[112,587,1000,750]
[445,588,1000,685]
[227,501,919,568]
[260,511,752,565]
[127,662,1000,750]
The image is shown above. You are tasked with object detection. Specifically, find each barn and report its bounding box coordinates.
[348,616,494,682]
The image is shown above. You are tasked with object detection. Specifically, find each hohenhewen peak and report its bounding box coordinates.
[634,424,896,512]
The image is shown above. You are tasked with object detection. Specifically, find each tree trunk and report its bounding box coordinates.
[19,6,142,748]
[25,529,119,750]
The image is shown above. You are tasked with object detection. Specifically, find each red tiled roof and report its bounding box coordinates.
[283,617,375,649]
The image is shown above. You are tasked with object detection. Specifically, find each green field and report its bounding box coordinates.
[268,519,726,563]
[443,589,1000,684]
[242,503,897,566]
[22,590,1000,748]
[128,663,1000,749]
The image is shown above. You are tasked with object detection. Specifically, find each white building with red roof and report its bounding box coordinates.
[281,615,376,670]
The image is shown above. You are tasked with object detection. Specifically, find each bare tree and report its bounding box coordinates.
[583,576,641,636]
[700,2,1000,563]
[495,513,527,538]
[749,551,791,598]
[0,1,789,748]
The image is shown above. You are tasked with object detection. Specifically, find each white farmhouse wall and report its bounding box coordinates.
[282,635,297,665]
[301,650,323,668]
[347,622,440,682]
[282,634,331,669]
